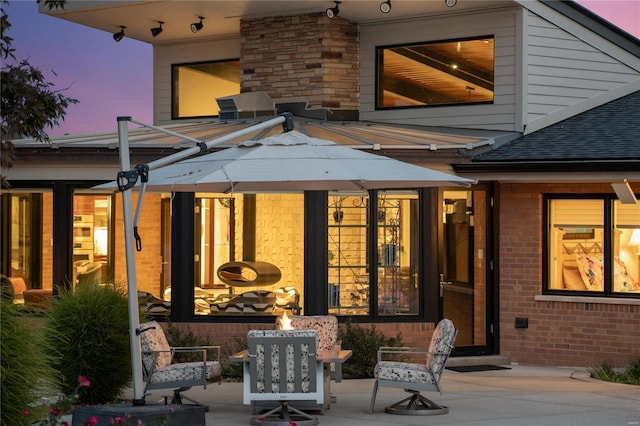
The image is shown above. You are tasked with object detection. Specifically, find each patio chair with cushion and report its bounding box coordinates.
[245,329,324,426]
[138,320,222,408]
[275,315,338,351]
[369,318,457,415]
[275,314,340,383]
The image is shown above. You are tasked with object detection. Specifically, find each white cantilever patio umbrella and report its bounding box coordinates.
[99,114,474,406]
[132,130,475,193]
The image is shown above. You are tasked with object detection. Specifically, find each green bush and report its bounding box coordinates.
[338,321,403,379]
[45,284,131,405]
[164,322,217,363]
[1,300,60,426]
[589,358,640,385]
[220,335,247,380]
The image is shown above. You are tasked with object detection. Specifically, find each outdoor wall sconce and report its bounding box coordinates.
[113,26,126,42]
[326,1,341,19]
[151,21,164,37]
[380,0,391,13]
[190,16,204,33]
[611,179,638,204]
[445,0,457,7]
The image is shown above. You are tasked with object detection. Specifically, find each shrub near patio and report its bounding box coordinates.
[338,321,403,379]
[0,299,60,426]
[45,284,132,405]
[589,358,640,385]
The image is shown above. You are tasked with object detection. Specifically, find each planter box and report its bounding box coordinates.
[72,403,205,426]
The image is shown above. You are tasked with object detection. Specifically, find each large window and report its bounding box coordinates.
[546,196,640,296]
[376,36,494,109]
[172,59,240,119]
[1,191,114,301]
[194,193,305,316]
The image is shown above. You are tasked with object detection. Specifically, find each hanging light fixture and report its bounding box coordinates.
[113,26,126,42]
[326,1,341,19]
[380,0,391,13]
[190,16,204,33]
[151,21,164,37]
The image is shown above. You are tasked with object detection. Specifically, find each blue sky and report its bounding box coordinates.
[4,0,639,137]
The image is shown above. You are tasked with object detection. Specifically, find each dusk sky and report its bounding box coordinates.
[4,0,640,137]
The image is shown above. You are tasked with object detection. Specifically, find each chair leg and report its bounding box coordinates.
[250,401,319,426]
[384,389,449,416]
[368,380,379,413]
[170,387,210,412]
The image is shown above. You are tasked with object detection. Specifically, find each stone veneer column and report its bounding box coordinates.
[240,13,359,115]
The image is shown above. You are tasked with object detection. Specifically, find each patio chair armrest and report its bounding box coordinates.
[377,346,431,361]
[171,345,221,361]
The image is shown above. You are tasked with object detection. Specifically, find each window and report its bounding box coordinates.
[328,191,420,316]
[1,192,48,293]
[328,194,370,315]
[73,194,114,288]
[377,191,419,316]
[172,59,240,119]
[198,193,305,316]
[546,196,640,296]
[376,36,494,109]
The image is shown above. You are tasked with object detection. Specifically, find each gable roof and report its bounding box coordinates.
[455,90,640,173]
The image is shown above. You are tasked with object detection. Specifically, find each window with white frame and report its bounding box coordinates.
[546,196,640,296]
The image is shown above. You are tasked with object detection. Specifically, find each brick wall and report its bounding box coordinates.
[240,14,359,111]
[498,182,640,367]
[113,193,164,296]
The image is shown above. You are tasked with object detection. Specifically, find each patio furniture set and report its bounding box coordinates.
[135,316,457,425]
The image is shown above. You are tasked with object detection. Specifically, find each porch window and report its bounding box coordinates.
[377,191,420,316]
[328,194,370,316]
[0,192,48,295]
[171,59,240,119]
[328,191,420,316]
[72,194,115,289]
[376,36,494,109]
[196,193,304,317]
[545,197,640,296]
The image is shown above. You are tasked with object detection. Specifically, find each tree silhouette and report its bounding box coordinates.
[1,0,78,186]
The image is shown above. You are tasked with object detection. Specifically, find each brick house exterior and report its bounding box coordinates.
[3,1,638,369]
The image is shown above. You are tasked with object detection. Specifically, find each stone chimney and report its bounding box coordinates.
[240,13,359,120]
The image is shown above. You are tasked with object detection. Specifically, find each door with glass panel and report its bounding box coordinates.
[441,189,492,354]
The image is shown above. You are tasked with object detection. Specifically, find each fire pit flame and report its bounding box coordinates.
[278,311,293,330]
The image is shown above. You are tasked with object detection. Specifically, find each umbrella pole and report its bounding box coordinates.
[113,113,295,405]
[117,116,146,405]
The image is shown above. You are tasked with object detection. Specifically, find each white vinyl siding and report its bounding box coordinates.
[360,6,519,132]
[154,37,241,125]
[525,11,639,125]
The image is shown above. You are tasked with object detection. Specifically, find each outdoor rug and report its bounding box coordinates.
[446,364,512,373]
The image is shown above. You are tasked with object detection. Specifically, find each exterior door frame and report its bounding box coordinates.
[438,184,497,357]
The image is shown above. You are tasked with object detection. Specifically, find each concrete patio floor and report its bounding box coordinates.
[120,364,640,425]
